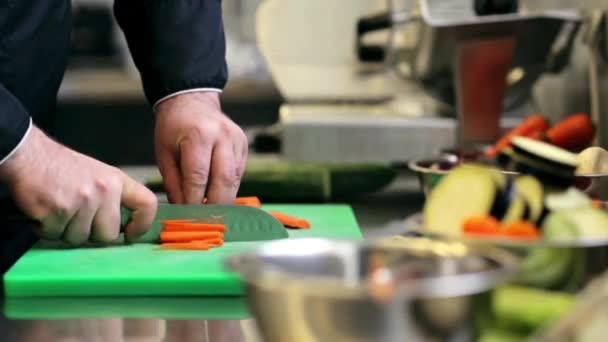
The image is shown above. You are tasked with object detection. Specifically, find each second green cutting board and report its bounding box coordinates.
[4,205,363,297]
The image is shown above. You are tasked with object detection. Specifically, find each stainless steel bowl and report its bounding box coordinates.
[226,237,518,342]
[404,213,608,292]
[408,158,608,201]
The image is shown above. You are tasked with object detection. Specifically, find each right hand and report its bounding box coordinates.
[0,126,158,245]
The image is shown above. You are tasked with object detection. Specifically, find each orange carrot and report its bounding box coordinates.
[486,114,550,157]
[235,196,262,208]
[462,215,503,236]
[504,221,541,240]
[269,211,311,229]
[545,113,595,150]
[163,223,227,233]
[160,241,213,250]
[161,219,195,224]
[194,238,224,247]
[160,231,223,243]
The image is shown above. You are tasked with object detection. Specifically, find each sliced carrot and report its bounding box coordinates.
[546,113,595,150]
[193,238,224,247]
[161,219,195,224]
[163,223,227,233]
[486,114,550,157]
[235,196,262,208]
[269,211,311,229]
[160,241,213,250]
[160,231,223,243]
[592,199,602,209]
[462,215,504,236]
[504,221,541,240]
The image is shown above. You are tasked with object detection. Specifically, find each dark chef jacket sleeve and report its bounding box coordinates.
[0,84,32,166]
[113,0,228,110]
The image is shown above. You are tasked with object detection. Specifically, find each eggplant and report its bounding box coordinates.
[424,165,502,236]
[511,137,578,171]
[501,196,528,226]
[500,147,575,189]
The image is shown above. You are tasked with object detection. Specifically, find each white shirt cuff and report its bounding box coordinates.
[153,88,223,112]
[0,117,32,166]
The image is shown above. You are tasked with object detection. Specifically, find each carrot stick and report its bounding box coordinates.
[269,211,311,229]
[235,196,262,208]
[160,241,213,250]
[462,215,503,236]
[504,221,541,240]
[160,231,223,243]
[486,114,550,157]
[193,238,224,247]
[163,223,227,233]
[161,219,195,224]
[546,113,595,150]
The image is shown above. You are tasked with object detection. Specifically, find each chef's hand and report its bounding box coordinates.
[154,92,248,204]
[0,126,157,244]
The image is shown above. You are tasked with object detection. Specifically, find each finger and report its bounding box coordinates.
[206,143,239,204]
[62,195,97,245]
[121,174,158,242]
[157,149,184,204]
[90,179,122,243]
[180,134,212,204]
[238,135,249,179]
[38,204,74,240]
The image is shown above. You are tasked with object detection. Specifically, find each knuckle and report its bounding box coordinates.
[78,187,93,205]
[221,171,241,188]
[186,168,209,187]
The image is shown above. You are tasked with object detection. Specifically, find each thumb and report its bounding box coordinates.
[121,173,158,241]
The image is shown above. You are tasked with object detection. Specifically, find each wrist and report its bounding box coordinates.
[0,125,45,183]
[155,91,221,115]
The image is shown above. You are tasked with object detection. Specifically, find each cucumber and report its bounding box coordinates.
[566,207,608,239]
[424,164,498,236]
[543,212,579,241]
[517,247,573,289]
[492,286,575,330]
[545,188,592,212]
[513,176,544,224]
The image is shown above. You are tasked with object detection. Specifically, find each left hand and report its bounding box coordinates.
[154,92,248,204]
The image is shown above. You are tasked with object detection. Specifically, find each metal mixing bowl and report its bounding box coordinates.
[408,158,608,200]
[404,213,608,292]
[226,237,518,342]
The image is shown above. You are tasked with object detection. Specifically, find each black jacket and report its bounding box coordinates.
[0,0,228,162]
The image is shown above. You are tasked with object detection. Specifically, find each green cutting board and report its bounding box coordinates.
[4,205,363,297]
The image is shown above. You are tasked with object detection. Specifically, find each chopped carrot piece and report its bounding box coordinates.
[592,199,603,209]
[160,231,223,243]
[462,215,503,236]
[504,221,541,240]
[269,211,311,229]
[193,238,224,247]
[163,223,227,233]
[235,196,262,208]
[161,219,195,224]
[160,241,213,250]
[485,114,550,157]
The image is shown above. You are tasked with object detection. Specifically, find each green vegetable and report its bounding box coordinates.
[424,165,499,236]
[518,247,573,289]
[544,207,608,240]
[145,161,397,202]
[545,188,592,212]
[478,328,528,342]
[493,286,575,330]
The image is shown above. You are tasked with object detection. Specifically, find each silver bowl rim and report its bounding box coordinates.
[225,237,520,300]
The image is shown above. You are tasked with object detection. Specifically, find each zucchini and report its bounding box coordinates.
[424,165,499,236]
[543,207,608,240]
[517,247,573,289]
[543,212,579,241]
[513,176,544,224]
[501,196,528,227]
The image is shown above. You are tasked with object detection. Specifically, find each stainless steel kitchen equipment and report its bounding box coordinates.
[257,0,585,163]
[226,237,518,342]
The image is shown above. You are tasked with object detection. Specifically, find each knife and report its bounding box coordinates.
[4,202,288,243]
